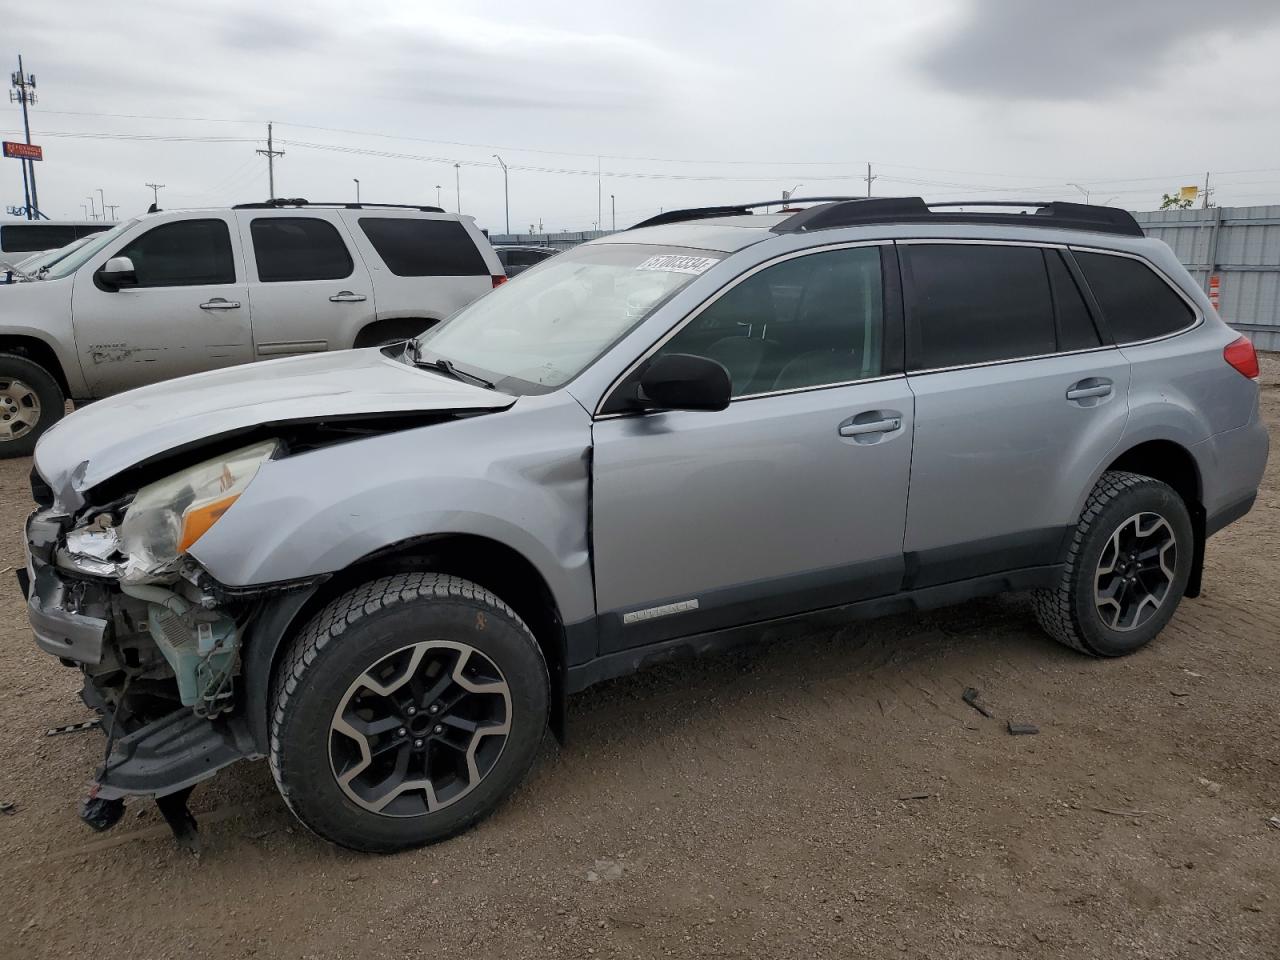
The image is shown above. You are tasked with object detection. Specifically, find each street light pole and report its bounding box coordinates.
[86,195,97,220]
[492,154,509,235]
[353,178,360,203]
[435,184,441,207]
[454,163,461,213]
[610,193,615,231]
[1067,182,1090,203]
[97,188,105,220]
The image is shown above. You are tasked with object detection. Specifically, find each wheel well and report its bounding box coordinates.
[352,317,440,348]
[1104,439,1205,597]
[0,335,69,397]
[265,534,568,741]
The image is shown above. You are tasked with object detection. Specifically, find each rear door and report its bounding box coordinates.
[70,213,254,395]
[591,243,914,652]
[237,210,376,357]
[342,213,497,334]
[899,240,1131,585]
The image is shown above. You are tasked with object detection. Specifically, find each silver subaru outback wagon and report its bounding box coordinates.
[20,197,1269,852]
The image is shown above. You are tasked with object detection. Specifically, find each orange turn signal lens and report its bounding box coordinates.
[178,493,241,552]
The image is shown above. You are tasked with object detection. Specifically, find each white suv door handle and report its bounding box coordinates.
[329,291,368,303]
[1066,380,1113,401]
[199,298,241,310]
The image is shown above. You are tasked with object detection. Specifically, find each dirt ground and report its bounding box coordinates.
[0,360,1277,960]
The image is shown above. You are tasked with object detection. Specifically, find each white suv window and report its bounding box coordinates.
[250,217,354,282]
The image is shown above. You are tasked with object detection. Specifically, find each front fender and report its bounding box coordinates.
[190,392,596,626]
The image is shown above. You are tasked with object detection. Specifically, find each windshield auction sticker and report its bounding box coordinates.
[635,254,718,275]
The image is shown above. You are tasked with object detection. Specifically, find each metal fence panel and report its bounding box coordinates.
[1133,205,1280,351]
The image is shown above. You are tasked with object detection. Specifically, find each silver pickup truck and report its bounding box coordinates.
[0,200,505,455]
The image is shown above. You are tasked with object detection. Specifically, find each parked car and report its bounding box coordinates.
[0,219,111,257]
[494,244,559,276]
[0,200,505,455]
[2,234,97,284]
[20,197,1268,852]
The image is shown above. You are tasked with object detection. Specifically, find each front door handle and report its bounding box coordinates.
[838,416,902,437]
[199,298,241,310]
[1066,379,1113,401]
[329,291,368,303]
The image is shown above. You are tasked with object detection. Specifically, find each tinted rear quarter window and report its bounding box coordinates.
[1074,251,1195,343]
[250,217,353,282]
[359,218,488,276]
[2,223,106,253]
[905,244,1057,370]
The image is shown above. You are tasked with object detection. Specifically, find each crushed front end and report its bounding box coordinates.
[19,442,307,843]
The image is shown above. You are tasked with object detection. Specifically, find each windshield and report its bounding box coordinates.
[42,219,137,280]
[413,243,722,393]
[15,235,95,277]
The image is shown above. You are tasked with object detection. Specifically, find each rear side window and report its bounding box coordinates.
[116,219,235,287]
[1,223,106,253]
[905,244,1056,370]
[250,217,353,282]
[1045,250,1101,351]
[359,218,488,276]
[1075,251,1195,343]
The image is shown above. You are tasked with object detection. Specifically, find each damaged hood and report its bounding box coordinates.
[35,348,515,508]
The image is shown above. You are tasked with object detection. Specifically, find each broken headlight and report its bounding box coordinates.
[117,440,277,583]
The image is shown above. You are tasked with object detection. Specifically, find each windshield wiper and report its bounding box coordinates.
[414,351,495,390]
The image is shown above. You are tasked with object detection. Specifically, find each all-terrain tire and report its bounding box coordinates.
[1032,470,1193,657]
[269,573,549,853]
[0,352,64,458]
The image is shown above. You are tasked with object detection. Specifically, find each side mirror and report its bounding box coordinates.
[638,353,731,412]
[96,256,137,291]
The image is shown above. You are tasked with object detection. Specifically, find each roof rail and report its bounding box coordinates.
[773,198,1143,237]
[232,198,446,213]
[629,197,861,230]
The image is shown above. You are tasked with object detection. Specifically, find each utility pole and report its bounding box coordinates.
[97,187,105,220]
[80,202,88,219]
[105,204,118,221]
[9,55,39,219]
[145,182,165,207]
[492,154,509,235]
[1201,171,1212,209]
[611,193,616,231]
[256,122,284,200]
[86,195,97,220]
[864,162,876,198]
[454,163,461,213]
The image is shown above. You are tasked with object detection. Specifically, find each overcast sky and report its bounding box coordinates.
[5,0,1280,230]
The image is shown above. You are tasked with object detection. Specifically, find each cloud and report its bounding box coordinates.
[918,0,1280,100]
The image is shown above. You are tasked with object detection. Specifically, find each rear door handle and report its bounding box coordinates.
[199,298,241,310]
[838,416,902,437]
[329,291,368,303]
[1066,379,1113,401]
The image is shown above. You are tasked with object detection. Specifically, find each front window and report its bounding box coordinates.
[42,220,137,280]
[413,243,722,393]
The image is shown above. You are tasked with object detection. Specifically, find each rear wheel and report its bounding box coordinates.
[0,352,64,458]
[269,573,548,853]
[1032,470,1193,656]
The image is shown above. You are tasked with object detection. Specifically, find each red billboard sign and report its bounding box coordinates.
[2,141,43,161]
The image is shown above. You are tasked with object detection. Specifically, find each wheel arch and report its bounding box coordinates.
[1101,439,1206,597]
[243,532,571,754]
[0,333,72,398]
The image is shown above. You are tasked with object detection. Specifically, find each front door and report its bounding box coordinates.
[591,243,914,653]
[236,211,376,357]
[71,214,254,396]
[899,241,1132,585]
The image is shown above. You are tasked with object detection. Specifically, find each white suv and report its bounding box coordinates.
[0,200,505,455]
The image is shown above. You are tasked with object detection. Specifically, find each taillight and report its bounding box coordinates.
[1224,335,1259,380]
[491,275,507,288]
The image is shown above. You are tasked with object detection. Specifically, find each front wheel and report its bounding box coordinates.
[0,352,64,458]
[1032,470,1193,657]
[269,573,549,853]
